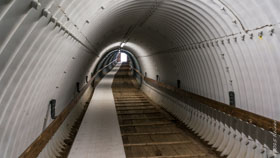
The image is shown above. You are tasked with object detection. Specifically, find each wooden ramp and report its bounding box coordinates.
[112,64,219,158]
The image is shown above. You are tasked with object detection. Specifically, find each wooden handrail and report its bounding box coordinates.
[19,60,117,158]
[130,67,280,135]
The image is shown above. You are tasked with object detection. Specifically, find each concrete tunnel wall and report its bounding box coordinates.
[0,0,280,157]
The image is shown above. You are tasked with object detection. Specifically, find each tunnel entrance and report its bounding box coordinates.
[120,53,128,63]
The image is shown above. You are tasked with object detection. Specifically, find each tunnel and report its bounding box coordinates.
[0,0,280,157]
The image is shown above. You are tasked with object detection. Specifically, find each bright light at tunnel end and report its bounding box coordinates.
[120,53,127,62]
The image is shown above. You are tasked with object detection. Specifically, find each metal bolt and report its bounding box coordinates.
[270,29,275,36]
[250,33,254,39]
[242,35,245,41]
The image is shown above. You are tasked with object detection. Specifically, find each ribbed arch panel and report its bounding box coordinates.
[1,0,280,157]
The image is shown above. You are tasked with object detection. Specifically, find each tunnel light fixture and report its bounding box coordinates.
[120,42,126,48]
[50,99,57,119]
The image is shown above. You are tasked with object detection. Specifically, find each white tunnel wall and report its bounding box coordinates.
[0,0,98,157]
[1,0,280,157]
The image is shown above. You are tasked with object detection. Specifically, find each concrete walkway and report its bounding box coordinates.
[68,64,126,158]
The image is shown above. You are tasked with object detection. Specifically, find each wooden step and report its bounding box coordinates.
[123,141,192,147]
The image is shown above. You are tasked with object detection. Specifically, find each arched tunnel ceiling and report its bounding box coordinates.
[1,0,280,157]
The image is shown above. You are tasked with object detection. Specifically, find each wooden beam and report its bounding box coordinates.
[122,131,182,136]
[120,122,172,127]
[117,112,160,115]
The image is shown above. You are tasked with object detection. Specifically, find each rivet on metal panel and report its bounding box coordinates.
[270,29,275,36]
[31,0,41,10]
[229,80,233,86]
[250,33,254,39]
[216,41,219,47]
[226,66,229,72]
[242,35,245,41]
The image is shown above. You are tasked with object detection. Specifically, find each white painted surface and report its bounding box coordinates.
[68,64,125,158]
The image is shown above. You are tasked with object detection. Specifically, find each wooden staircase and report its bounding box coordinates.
[112,64,219,158]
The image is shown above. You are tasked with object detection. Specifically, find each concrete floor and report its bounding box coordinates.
[68,64,126,158]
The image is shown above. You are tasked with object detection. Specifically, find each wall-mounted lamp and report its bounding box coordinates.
[50,99,57,119]
[76,82,80,93]
[229,91,235,106]
[177,80,181,89]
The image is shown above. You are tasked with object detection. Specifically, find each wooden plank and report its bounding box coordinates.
[123,141,192,147]
[126,154,207,158]
[116,104,152,107]
[120,122,172,127]
[118,117,165,121]
[117,112,161,115]
[117,107,155,111]
[122,131,182,136]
